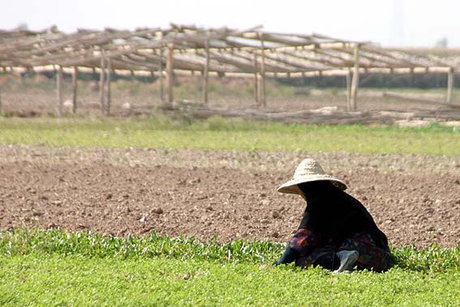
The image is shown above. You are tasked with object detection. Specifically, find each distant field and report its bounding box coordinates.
[0,117,459,155]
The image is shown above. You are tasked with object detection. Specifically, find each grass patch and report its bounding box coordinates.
[2,255,459,306]
[0,117,458,155]
[0,230,280,265]
[1,230,459,306]
[1,230,459,273]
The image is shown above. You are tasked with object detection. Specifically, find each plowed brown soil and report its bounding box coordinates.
[0,146,459,247]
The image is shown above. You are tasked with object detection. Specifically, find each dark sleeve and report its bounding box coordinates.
[274,246,299,266]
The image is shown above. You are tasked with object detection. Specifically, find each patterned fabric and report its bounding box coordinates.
[289,228,322,252]
[286,228,392,272]
[338,232,392,272]
[295,245,339,270]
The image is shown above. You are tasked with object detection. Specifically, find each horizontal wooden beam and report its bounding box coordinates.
[0,26,456,76]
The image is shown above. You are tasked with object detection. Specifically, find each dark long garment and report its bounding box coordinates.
[276,181,392,272]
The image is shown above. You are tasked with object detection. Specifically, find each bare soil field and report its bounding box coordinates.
[0,145,458,248]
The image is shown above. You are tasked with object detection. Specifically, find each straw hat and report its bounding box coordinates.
[277,158,347,194]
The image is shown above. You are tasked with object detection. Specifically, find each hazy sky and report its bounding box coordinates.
[2,0,459,47]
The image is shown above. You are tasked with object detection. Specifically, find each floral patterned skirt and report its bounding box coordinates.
[289,229,392,272]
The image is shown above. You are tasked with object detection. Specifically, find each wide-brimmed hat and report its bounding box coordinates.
[277,158,347,194]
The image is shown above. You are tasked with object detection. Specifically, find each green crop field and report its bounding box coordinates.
[0,116,459,155]
[1,230,459,306]
[0,116,459,306]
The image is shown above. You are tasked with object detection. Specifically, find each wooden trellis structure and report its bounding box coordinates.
[0,25,457,115]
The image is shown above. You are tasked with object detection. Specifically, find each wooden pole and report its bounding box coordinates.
[202,37,210,104]
[257,73,263,106]
[350,44,361,111]
[447,67,454,103]
[253,54,259,104]
[0,67,3,114]
[409,68,415,87]
[159,48,164,103]
[166,44,174,104]
[71,66,78,114]
[56,65,63,117]
[99,54,106,114]
[0,82,2,114]
[346,69,352,111]
[259,32,266,107]
[105,58,112,115]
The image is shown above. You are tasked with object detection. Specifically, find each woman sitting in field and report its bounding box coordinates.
[275,158,392,272]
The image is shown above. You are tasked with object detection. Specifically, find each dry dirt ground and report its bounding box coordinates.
[0,145,459,248]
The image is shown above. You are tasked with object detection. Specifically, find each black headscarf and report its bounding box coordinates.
[297,181,389,249]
